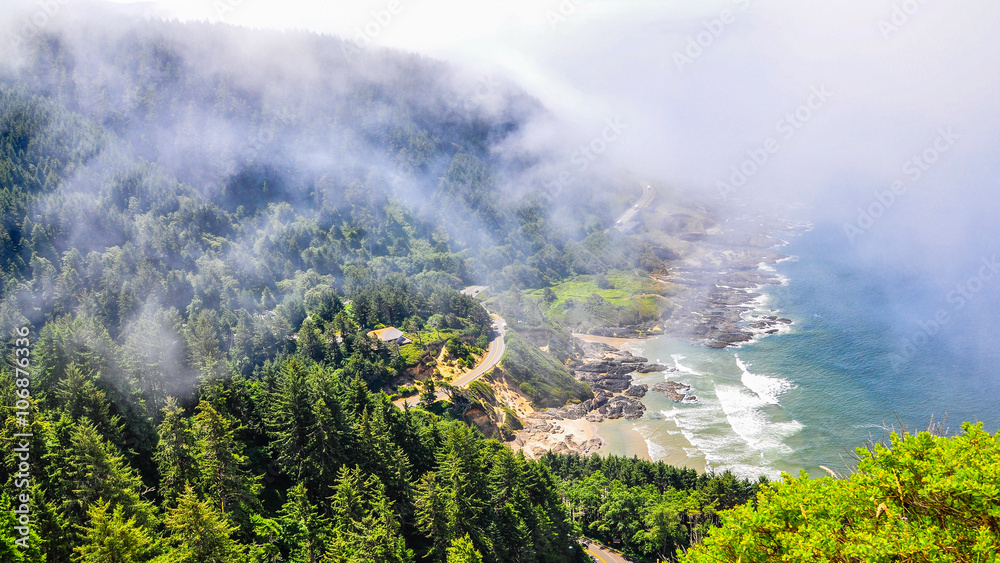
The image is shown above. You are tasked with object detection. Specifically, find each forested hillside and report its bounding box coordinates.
[0,8,753,562]
[3,7,995,563]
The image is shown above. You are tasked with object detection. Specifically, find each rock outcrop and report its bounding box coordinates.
[653,381,697,403]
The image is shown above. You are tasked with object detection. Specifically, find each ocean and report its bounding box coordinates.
[613,223,1000,479]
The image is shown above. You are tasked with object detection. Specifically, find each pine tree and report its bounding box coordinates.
[248,514,282,563]
[445,535,483,563]
[354,406,412,508]
[44,416,156,532]
[305,396,346,496]
[268,359,347,501]
[420,378,437,406]
[0,493,44,562]
[279,483,332,563]
[54,364,123,444]
[191,400,262,532]
[297,317,325,362]
[153,398,198,505]
[157,485,245,563]
[415,471,453,560]
[327,466,414,563]
[73,500,156,563]
[484,447,533,561]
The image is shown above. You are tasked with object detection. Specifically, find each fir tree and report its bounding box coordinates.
[73,500,156,563]
[157,485,245,563]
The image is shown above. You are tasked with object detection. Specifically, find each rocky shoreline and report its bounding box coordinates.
[512,218,809,458]
[653,381,697,403]
[512,341,667,457]
[576,255,795,349]
[655,225,800,349]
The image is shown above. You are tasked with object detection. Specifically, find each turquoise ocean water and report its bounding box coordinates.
[623,224,1000,479]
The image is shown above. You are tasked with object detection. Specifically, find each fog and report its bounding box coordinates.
[4,0,1000,379]
[83,0,1000,269]
[13,0,996,246]
[373,0,1000,366]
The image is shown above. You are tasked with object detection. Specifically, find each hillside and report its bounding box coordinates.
[0,7,701,561]
[3,5,995,563]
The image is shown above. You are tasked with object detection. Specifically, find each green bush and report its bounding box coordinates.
[684,423,1000,562]
[398,343,425,367]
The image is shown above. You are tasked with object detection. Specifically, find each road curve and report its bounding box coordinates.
[612,183,655,230]
[581,539,633,563]
[396,315,506,408]
[452,317,506,387]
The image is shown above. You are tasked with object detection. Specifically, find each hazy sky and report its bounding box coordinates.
[99,1,999,215]
[11,0,1000,278]
[2,0,999,381]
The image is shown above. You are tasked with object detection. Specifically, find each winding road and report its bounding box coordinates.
[452,316,506,387]
[396,314,506,408]
[581,539,633,563]
[612,183,655,231]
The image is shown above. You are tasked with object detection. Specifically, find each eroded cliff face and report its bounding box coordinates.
[461,373,532,440]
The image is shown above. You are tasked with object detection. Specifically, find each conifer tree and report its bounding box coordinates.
[191,400,262,532]
[0,493,44,562]
[268,359,347,501]
[54,364,123,444]
[73,500,156,563]
[415,471,453,560]
[279,483,332,563]
[157,485,245,563]
[44,417,156,532]
[153,398,198,505]
[327,466,414,563]
[446,535,484,563]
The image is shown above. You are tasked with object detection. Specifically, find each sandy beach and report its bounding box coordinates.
[577,335,706,471]
[596,408,708,472]
[510,334,709,472]
[572,333,634,347]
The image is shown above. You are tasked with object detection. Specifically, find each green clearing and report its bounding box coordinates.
[527,270,673,308]
[525,270,676,328]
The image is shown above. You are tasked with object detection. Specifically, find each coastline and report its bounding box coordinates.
[571,333,634,347]
[510,414,604,458]
[514,217,808,472]
[595,409,709,472]
[569,332,709,471]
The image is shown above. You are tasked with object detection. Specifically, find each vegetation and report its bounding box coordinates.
[495,330,590,408]
[526,270,675,330]
[542,453,765,561]
[682,423,1000,562]
[1,10,996,563]
[0,14,676,561]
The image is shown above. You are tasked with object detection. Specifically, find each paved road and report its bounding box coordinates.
[396,316,506,408]
[452,317,506,387]
[582,539,632,563]
[612,183,655,230]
